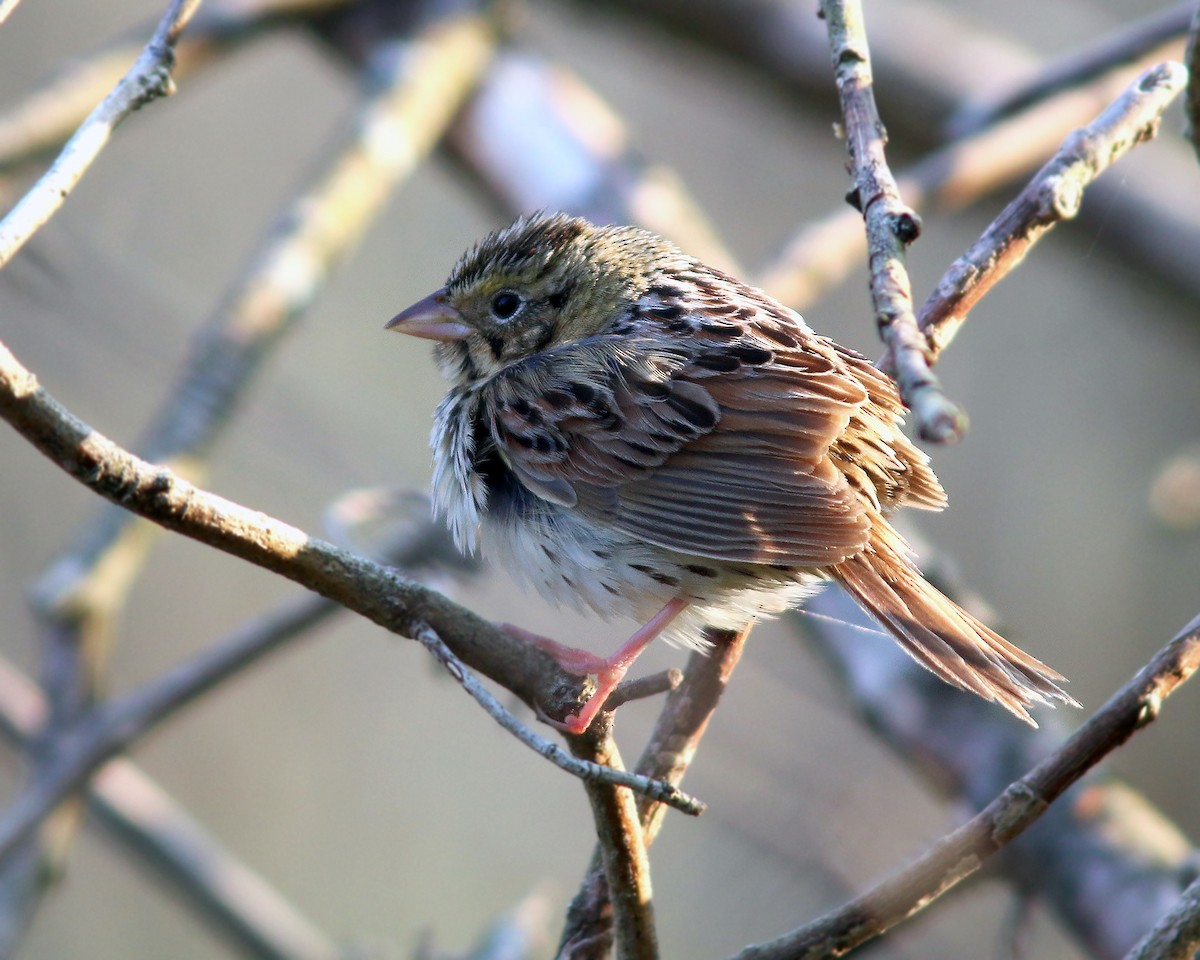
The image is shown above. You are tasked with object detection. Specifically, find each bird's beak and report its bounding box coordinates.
[386,288,471,341]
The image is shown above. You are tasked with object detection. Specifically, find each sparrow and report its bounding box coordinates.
[387,212,1074,734]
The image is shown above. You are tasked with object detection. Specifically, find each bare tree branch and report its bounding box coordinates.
[0,8,501,945]
[732,612,1200,959]
[915,61,1188,361]
[0,0,202,268]
[607,670,683,711]
[1125,873,1200,960]
[0,340,702,843]
[0,0,349,171]
[0,517,484,881]
[820,0,965,443]
[0,0,207,944]
[947,2,1194,135]
[569,731,658,960]
[31,8,499,623]
[755,50,1173,311]
[414,626,702,815]
[557,627,750,958]
[802,550,1197,959]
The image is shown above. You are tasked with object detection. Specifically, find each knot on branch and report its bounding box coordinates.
[891,209,922,244]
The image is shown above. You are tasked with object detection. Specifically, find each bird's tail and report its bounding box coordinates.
[830,532,1075,724]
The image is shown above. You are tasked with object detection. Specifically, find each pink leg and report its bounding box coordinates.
[500,597,689,734]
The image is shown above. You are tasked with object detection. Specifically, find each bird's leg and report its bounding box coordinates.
[500,597,689,734]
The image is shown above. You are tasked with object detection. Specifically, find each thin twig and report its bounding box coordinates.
[732,612,1200,959]
[31,9,498,622]
[607,669,683,710]
[0,0,202,269]
[757,39,1190,312]
[557,627,750,959]
[414,626,702,816]
[819,0,965,443]
[0,340,700,845]
[0,0,346,171]
[916,61,1188,361]
[569,731,658,960]
[947,2,1193,136]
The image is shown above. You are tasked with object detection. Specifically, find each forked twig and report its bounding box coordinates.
[414,626,703,816]
[557,627,750,958]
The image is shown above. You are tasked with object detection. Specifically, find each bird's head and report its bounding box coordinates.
[387,212,682,381]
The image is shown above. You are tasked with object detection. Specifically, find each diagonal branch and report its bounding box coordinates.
[0,339,700,859]
[732,612,1200,959]
[916,60,1188,361]
[802,558,1198,957]
[0,0,346,171]
[947,1,1194,135]
[0,0,202,269]
[31,9,499,623]
[1125,873,1200,960]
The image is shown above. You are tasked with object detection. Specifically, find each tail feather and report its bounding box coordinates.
[830,536,1076,724]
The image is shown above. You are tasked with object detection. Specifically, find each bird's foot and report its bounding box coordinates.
[499,598,690,734]
[498,623,631,734]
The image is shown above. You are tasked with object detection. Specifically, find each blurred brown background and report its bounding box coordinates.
[1,0,1198,957]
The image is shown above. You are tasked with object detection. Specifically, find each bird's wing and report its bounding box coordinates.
[479,290,943,567]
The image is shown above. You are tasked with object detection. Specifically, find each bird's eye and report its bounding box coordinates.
[490,291,522,320]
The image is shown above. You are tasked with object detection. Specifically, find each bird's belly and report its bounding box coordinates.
[479,497,823,649]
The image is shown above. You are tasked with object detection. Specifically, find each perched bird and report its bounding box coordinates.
[388,212,1074,734]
